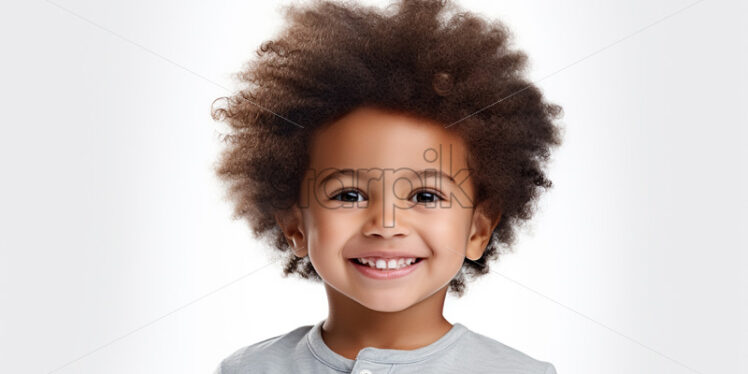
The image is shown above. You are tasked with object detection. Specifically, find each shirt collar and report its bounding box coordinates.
[305,318,468,371]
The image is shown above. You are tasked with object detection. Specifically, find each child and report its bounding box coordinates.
[211,0,564,372]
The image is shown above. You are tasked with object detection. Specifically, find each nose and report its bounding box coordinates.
[361,191,411,239]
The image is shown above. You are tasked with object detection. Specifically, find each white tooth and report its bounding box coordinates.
[357,258,374,267]
[358,257,420,270]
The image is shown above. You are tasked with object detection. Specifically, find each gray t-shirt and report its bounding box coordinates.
[214,319,557,373]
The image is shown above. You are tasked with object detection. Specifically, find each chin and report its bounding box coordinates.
[351,292,422,313]
[360,301,413,313]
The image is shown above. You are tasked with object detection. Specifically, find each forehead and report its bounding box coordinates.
[308,107,470,172]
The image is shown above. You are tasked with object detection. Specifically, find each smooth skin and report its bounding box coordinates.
[275,106,501,360]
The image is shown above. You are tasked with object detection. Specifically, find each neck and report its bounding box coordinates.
[320,283,453,360]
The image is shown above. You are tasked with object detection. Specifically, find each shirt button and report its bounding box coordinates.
[359,370,372,374]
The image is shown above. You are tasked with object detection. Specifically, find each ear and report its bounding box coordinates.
[465,205,501,261]
[274,203,308,258]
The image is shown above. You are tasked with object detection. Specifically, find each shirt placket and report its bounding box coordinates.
[350,359,393,374]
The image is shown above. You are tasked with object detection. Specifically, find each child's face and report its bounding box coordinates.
[279,106,498,312]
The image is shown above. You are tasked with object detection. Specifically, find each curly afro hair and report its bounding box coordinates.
[210,0,564,297]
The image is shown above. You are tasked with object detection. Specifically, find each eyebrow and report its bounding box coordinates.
[317,168,456,187]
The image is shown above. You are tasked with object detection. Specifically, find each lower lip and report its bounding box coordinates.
[349,259,424,280]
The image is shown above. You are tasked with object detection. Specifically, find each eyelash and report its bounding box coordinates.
[330,188,445,204]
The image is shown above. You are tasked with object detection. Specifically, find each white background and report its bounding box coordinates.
[0,0,745,373]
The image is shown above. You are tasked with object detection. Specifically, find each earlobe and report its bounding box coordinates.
[274,204,308,258]
[465,207,501,261]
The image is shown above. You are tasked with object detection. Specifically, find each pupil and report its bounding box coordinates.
[341,191,357,202]
[417,192,434,203]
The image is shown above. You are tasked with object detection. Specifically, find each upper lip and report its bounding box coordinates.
[347,251,425,259]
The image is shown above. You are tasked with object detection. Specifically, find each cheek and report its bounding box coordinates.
[418,208,473,253]
[311,209,355,244]
[305,210,355,271]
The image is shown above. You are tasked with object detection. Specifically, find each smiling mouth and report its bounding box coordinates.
[348,257,425,270]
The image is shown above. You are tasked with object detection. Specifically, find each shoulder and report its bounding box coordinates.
[212,324,314,374]
[455,325,557,374]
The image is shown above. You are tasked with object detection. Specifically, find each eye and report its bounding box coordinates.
[329,189,445,204]
[330,189,365,202]
[410,189,444,204]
